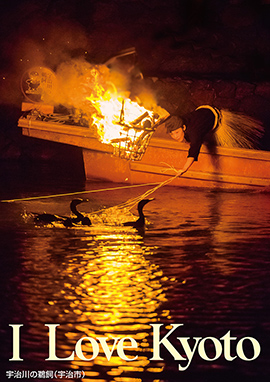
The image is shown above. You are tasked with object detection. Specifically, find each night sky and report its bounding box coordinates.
[1,1,270,85]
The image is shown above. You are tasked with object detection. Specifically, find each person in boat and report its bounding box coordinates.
[166,105,264,175]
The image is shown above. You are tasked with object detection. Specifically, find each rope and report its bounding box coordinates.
[93,172,179,216]
[0,181,162,203]
[2,166,180,224]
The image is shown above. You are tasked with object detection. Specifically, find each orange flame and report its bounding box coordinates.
[88,95,154,144]
[26,59,167,151]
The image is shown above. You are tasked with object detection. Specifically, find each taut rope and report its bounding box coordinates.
[0,182,160,203]
[1,172,179,206]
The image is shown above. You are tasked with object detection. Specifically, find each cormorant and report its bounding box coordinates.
[63,214,92,227]
[33,198,91,226]
[34,213,64,224]
[123,198,154,229]
[66,198,92,226]
[59,198,91,226]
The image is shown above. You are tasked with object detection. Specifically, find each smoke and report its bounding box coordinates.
[0,0,161,118]
[47,59,112,114]
[0,3,91,107]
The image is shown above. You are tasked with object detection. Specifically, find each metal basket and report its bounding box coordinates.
[111,125,156,161]
[109,107,169,161]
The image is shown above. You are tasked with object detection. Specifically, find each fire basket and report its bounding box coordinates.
[110,110,167,161]
[111,126,154,161]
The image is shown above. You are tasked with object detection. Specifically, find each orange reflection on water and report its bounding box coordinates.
[20,222,168,381]
[63,230,168,375]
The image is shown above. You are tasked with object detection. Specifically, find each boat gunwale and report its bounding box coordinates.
[149,137,270,162]
[18,117,270,162]
[130,162,270,187]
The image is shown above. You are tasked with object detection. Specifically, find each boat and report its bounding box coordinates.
[18,105,270,190]
[18,57,270,190]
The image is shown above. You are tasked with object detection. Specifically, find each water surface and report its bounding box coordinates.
[0,161,270,382]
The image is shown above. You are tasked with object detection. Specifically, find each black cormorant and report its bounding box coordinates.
[33,198,91,226]
[63,198,92,226]
[123,198,154,229]
[34,213,64,224]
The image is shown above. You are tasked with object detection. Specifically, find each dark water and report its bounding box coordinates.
[0,161,270,382]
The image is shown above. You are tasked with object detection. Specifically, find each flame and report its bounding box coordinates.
[23,59,168,156]
[51,59,162,149]
[89,95,154,144]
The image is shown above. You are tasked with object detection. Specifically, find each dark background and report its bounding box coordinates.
[1,0,270,164]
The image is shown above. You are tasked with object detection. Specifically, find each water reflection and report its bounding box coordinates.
[18,220,170,380]
[1,173,270,382]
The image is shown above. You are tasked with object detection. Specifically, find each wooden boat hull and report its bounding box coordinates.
[18,117,270,189]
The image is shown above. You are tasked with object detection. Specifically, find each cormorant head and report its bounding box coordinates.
[70,198,89,207]
[138,198,154,211]
[70,198,89,215]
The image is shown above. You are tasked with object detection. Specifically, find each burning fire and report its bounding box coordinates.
[87,92,166,160]
[89,96,153,141]
[22,59,168,160]
[74,60,168,159]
